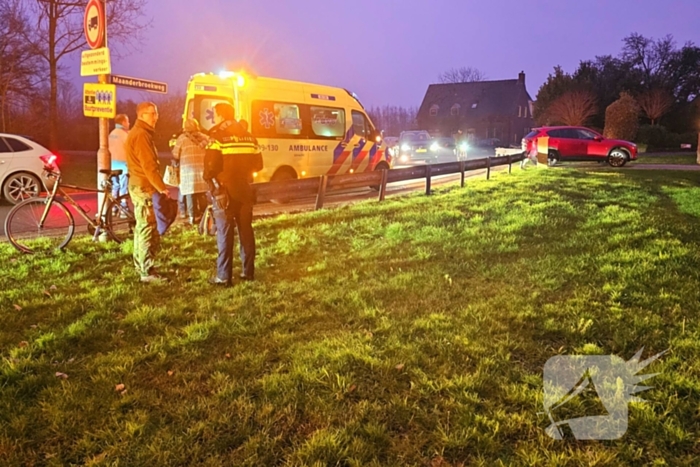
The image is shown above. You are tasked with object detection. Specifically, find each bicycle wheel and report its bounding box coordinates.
[105,196,135,243]
[5,198,75,253]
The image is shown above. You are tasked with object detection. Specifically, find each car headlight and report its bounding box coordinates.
[459,143,468,152]
[401,144,411,152]
[400,155,409,162]
[430,142,439,152]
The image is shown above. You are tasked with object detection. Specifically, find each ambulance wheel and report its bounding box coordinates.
[270,168,297,204]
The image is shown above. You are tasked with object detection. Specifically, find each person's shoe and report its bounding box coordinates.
[179,212,187,220]
[140,274,168,283]
[209,277,231,287]
[239,274,254,282]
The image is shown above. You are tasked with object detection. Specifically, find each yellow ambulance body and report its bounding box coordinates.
[183,72,392,182]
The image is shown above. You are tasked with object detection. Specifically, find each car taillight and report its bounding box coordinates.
[40,154,58,166]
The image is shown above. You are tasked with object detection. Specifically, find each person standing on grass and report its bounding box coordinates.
[125,102,170,283]
[204,102,262,286]
[109,114,130,214]
[172,118,209,225]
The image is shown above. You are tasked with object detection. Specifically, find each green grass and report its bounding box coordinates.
[2,167,700,466]
[636,153,698,165]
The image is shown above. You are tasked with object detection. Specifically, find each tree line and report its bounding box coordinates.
[534,33,700,149]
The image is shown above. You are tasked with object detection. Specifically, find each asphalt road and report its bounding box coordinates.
[0,150,495,239]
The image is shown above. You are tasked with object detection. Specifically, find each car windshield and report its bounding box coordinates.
[401,133,431,142]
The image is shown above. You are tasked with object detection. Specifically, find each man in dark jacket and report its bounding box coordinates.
[204,102,261,286]
[126,101,170,283]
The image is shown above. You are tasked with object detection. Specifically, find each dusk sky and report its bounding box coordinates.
[75,0,700,107]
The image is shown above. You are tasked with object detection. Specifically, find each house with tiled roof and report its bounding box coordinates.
[417,72,535,147]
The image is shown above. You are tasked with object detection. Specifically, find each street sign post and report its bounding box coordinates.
[110,74,168,94]
[80,47,111,76]
[84,0,110,223]
[83,83,116,119]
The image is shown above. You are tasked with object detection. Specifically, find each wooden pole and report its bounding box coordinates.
[425,164,432,195]
[315,175,328,210]
[378,170,388,201]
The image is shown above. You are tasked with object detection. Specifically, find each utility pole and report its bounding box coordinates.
[82,0,114,222]
[97,0,110,211]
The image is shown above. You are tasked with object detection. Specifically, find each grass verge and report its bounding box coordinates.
[1,167,699,466]
[636,153,698,165]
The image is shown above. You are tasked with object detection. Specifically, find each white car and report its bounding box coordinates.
[0,133,57,205]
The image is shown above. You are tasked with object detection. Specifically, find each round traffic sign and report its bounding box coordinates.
[84,0,105,49]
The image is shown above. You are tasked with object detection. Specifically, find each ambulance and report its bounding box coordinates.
[182,71,392,183]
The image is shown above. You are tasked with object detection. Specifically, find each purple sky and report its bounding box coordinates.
[74,0,700,107]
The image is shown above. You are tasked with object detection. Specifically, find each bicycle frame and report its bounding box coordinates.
[40,169,124,241]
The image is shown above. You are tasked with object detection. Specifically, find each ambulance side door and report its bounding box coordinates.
[307,104,347,177]
[251,100,307,181]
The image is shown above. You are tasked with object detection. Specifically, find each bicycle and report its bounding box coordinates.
[4,162,136,254]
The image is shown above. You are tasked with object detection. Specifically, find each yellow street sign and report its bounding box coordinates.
[80,47,111,76]
[83,83,116,118]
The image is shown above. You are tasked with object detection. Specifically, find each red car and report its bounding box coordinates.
[522,126,638,167]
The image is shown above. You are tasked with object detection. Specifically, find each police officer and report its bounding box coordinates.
[204,102,261,286]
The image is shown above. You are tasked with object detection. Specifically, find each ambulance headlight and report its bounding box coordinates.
[460,143,468,152]
[400,155,409,163]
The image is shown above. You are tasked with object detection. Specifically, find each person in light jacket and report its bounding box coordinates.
[109,114,130,213]
[172,118,209,224]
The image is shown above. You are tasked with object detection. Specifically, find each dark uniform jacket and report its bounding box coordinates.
[125,119,167,195]
[203,119,261,204]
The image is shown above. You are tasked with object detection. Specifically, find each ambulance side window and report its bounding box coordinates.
[351,111,370,140]
[192,96,232,132]
[251,100,304,138]
[309,106,345,139]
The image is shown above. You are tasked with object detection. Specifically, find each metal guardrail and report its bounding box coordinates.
[253,153,526,208]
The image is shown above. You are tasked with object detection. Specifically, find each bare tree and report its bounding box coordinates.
[438,67,486,84]
[637,88,674,125]
[367,105,418,135]
[24,0,150,149]
[547,89,598,126]
[622,33,676,88]
[0,0,42,132]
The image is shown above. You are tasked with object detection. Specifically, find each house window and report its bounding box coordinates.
[429,104,439,117]
[518,106,522,117]
[450,104,460,116]
[471,102,478,109]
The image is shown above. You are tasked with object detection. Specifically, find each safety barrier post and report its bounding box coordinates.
[378,170,388,202]
[425,165,432,195]
[315,175,328,210]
